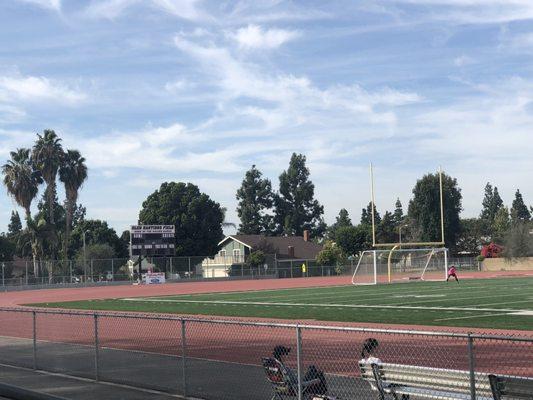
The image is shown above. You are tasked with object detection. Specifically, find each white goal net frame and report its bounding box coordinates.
[351,247,449,285]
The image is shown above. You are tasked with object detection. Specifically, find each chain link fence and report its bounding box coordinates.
[0,255,358,290]
[0,307,531,399]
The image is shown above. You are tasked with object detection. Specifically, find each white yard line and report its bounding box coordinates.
[434,313,509,322]
[121,298,533,314]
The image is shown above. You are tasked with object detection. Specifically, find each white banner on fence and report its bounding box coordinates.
[143,272,166,284]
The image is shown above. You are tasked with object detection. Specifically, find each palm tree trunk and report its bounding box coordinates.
[25,208,39,278]
[47,181,55,224]
[64,197,73,260]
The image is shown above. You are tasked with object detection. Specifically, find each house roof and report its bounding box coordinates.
[219,234,323,260]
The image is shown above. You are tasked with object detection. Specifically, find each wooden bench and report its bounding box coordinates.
[489,374,533,399]
[360,361,495,400]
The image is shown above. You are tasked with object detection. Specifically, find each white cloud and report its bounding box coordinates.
[164,79,191,92]
[230,24,300,49]
[383,0,533,24]
[0,74,86,105]
[17,0,61,11]
[83,0,205,20]
[453,55,475,66]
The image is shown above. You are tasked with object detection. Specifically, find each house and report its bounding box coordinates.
[201,231,323,278]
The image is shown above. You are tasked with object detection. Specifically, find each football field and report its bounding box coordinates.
[32,276,533,330]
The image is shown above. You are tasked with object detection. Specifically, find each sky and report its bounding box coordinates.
[1,0,533,235]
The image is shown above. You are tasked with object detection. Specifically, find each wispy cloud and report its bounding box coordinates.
[384,0,533,24]
[83,0,205,20]
[0,74,86,104]
[230,24,300,49]
[16,0,61,11]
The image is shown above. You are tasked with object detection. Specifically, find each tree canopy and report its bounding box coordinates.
[139,182,224,256]
[236,165,274,234]
[510,189,531,224]
[273,153,325,237]
[407,173,462,248]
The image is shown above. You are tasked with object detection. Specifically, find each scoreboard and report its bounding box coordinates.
[130,225,175,257]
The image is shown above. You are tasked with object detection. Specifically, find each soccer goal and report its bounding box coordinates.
[351,247,449,285]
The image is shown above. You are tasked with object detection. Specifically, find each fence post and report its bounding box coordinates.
[32,311,37,370]
[467,334,476,400]
[296,325,303,400]
[188,257,191,278]
[181,319,187,396]
[94,313,100,381]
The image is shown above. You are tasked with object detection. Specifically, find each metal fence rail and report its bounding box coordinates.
[0,307,531,399]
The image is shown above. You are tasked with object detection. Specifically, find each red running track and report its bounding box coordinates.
[0,273,532,377]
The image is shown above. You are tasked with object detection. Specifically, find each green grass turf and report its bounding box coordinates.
[29,277,533,330]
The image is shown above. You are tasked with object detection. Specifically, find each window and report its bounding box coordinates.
[233,249,241,257]
[219,250,226,257]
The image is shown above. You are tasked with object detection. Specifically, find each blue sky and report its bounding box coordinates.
[1,0,533,235]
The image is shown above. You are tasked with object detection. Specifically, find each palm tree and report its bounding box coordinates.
[2,148,43,276]
[59,150,88,258]
[32,130,63,224]
[2,149,41,222]
[17,217,58,281]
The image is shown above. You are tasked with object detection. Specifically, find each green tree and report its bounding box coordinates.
[70,219,128,258]
[2,149,42,223]
[393,198,404,226]
[480,183,503,228]
[7,211,22,238]
[407,173,462,248]
[76,243,117,274]
[17,217,58,278]
[316,240,344,266]
[361,202,380,226]
[503,222,533,259]
[377,211,396,243]
[328,208,353,240]
[32,130,64,224]
[335,225,372,256]
[246,250,266,269]
[0,234,16,280]
[59,149,88,259]
[456,218,487,255]
[139,182,224,256]
[510,189,531,224]
[492,206,511,244]
[236,165,274,234]
[273,153,325,237]
[2,148,42,276]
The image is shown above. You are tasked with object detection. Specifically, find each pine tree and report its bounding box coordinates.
[7,211,22,238]
[492,207,510,244]
[236,165,274,234]
[377,211,396,243]
[393,198,404,226]
[273,153,325,237]
[361,202,381,225]
[327,209,353,241]
[480,183,503,226]
[510,189,531,224]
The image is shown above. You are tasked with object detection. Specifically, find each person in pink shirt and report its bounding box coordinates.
[447,265,459,283]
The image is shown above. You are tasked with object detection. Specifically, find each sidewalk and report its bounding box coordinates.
[0,364,185,400]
